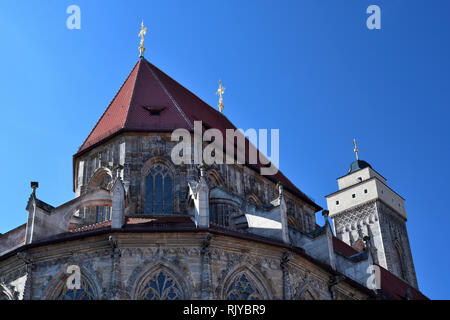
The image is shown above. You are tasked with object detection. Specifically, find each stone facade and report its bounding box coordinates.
[0,57,424,300]
[0,232,368,300]
[0,132,375,300]
[327,163,418,289]
[73,133,317,235]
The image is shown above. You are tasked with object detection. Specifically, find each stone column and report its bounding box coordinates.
[200,234,212,299]
[108,236,122,300]
[281,252,292,300]
[17,252,34,300]
[111,178,125,229]
[277,183,290,245]
[323,210,336,270]
[196,165,210,228]
[328,275,345,300]
[25,182,39,244]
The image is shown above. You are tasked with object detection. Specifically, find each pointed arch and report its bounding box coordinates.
[220,265,272,300]
[87,167,113,191]
[206,168,225,188]
[42,264,101,300]
[136,268,183,300]
[393,241,406,280]
[74,167,113,228]
[208,187,241,227]
[141,156,177,178]
[247,193,262,206]
[141,157,176,214]
[128,258,193,300]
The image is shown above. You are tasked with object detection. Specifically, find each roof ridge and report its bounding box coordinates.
[123,59,144,129]
[140,61,319,210]
[146,61,233,125]
[73,59,321,211]
[142,59,193,130]
[77,60,140,152]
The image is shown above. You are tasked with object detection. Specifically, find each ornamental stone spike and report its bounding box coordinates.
[30,181,39,196]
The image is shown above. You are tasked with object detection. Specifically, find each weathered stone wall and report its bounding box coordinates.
[332,200,384,265]
[377,201,418,288]
[0,225,25,255]
[0,232,369,300]
[331,199,418,288]
[74,133,316,233]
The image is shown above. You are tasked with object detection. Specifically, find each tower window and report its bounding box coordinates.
[352,194,356,198]
[357,177,362,182]
[364,189,368,194]
[336,200,340,205]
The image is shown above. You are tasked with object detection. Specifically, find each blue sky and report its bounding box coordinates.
[0,0,449,299]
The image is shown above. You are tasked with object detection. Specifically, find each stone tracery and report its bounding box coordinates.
[137,270,183,300]
[225,272,263,300]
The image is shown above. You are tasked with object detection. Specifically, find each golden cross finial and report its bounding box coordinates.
[138,21,148,58]
[216,80,225,113]
[353,138,359,160]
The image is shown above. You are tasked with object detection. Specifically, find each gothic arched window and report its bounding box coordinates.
[393,243,406,280]
[209,203,231,226]
[145,165,173,214]
[226,273,263,300]
[138,270,183,300]
[53,277,96,300]
[96,205,111,223]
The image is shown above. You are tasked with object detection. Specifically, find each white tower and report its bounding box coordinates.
[326,140,418,288]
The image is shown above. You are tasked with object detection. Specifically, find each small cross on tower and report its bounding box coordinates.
[353,138,359,160]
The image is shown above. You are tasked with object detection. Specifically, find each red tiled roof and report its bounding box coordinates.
[69,216,194,233]
[376,264,428,300]
[77,59,191,151]
[332,236,428,300]
[126,216,194,225]
[70,220,111,233]
[74,58,320,210]
[332,236,359,257]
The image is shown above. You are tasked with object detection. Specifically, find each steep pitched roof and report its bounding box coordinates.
[77,59,191,151]
[75,58,320,210]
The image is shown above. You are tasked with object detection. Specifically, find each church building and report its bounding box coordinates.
[0,25,427,300]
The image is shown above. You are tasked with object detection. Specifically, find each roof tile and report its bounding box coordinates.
[76,58,320,210]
